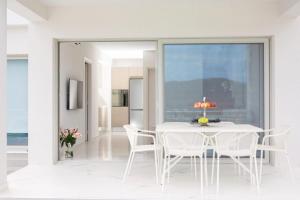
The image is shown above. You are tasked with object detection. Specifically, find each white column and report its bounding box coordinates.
[0,0,7,189]
[27,26,58,165]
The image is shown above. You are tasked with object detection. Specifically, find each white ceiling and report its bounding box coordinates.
[39,0,107,7]
[6,0,286,25]
[38,0,283,7]
[95,41,157,59]
[7,9,29,26]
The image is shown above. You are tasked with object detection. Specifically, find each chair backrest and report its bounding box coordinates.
[261,127,291,150]
[214,131,259,156]
[123,125,139,147]
[162,131,207,154]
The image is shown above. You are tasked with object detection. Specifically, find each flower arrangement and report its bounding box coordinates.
[59,128,81,158]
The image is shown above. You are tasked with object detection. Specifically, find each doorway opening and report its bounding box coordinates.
[58,41,157,161]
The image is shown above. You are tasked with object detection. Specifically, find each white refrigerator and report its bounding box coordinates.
[129,78,144,129]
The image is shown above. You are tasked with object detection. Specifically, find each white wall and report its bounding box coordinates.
[143,51,156,130]
[27,0,300,167]
[59,43,101,150]
[112,59,143,68]
[0,0,7,189]
[7,26,28,56]
[98,55,112,130]
[273,21,300,167]
[28,24,58,165]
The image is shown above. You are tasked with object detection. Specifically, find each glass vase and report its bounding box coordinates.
[65,143,74,159]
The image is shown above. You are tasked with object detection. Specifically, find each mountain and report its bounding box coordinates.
[164,77,246,110]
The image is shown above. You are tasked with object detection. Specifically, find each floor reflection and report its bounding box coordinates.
[72,131,130,161]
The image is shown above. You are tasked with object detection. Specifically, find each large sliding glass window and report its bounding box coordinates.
[163,42,266,128]
[7,59,28,146]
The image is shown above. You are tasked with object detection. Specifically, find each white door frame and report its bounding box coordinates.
[84,58,92,142]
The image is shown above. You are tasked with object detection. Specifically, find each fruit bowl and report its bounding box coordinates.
[198,117,208,126]
[191,118,221,126]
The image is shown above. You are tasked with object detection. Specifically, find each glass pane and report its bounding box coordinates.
[7,59,28,146]
[164,43,264,128]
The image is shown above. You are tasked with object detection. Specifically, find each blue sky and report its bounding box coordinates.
[164,44,262,83]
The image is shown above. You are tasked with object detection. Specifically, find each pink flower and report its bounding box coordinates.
[74,132,81,138]
[71,128,78,134]
[60,128,80,138]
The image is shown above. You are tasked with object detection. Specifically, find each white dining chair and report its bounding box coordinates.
[213,131,260,193]
[123,125,160,183]
[161,131,208,192]
[157,122,204,179]
[257,128,293,184]
[209,122,237,184]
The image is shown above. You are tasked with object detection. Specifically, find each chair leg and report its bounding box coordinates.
[238,155,241,175]
[158,148,163,175]
[156,149,160,177]
[167,155,171,183]
[154,149,159,184]
[204,150,208,186]
[161,154,168,190]
[128,151,135,175]
[237,138,242,176]
[123,151,134,182]
[285,153,294,181]
[254,156,260,191]
[200,156,203,193]
[211,149,215,184]
[190,156,193,172]
[259,150,263,184]
[216,156,220,193]
[253,155,260,191]
[250,156,253,184]
[194,156,197,179]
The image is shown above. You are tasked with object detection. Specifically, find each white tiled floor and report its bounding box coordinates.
[1,132,300,200]
[71,131,132,161]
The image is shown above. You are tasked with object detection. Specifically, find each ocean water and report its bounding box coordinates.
[7,133,28,146]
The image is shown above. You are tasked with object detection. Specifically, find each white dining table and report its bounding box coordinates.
[156,122,263,135]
